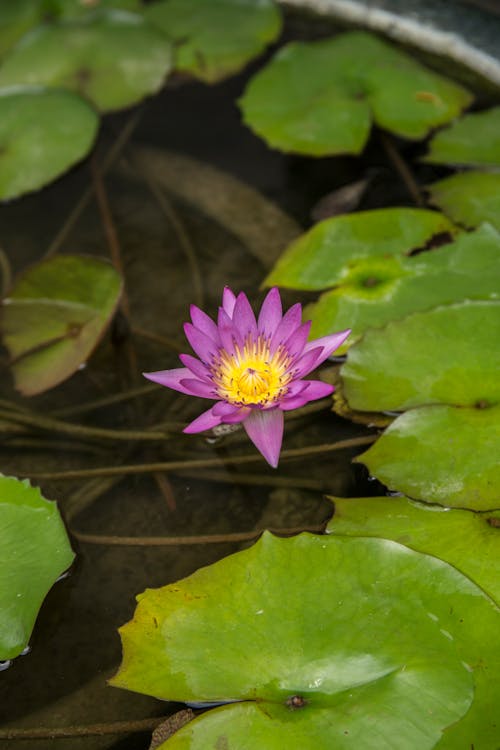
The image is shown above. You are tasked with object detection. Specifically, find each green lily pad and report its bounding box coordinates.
[0,10,172,112]
[265,207,456,291]
[2,254,122,396]
[0,86,99,201]
[49,0,142,19]
[0,0,45,60]
[428,171,500,232]
[356,404,500,510]
[327,496,500,605]
[307,224,500,345]
[425,106,500,167]
[239,32,472,156]
[342,301,500,411]
[145,0,282,84]
[112,533,499,749]
[327,496,500,749]
[0,475,74,661]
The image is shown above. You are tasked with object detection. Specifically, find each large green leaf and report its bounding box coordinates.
[49,0,142,19]
[265,207,455,290]
[428,171,500,232]
[327,496,500,605]
[327,496,500,749]
[0,475,74,661]
[307,224,500,344]
[342,301,500,411]
[239,32,472,156]
[0,86,98,201]
[0,10,172,112]
[0,0,45,59]
[356,404,500,510]
[2,255,122,396]
[145,0,282,84]
[112,533,499,749]
[425,106,500,167]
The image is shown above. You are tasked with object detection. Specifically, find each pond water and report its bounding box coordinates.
[1,9,496,749]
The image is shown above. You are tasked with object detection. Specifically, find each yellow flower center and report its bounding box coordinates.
[212,336,292,407]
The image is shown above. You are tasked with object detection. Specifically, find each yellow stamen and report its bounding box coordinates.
[212,336,292,407]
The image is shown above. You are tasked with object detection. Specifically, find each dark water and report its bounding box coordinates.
[0,9,473,748]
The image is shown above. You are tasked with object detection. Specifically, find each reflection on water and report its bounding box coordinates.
[0,66,372,750]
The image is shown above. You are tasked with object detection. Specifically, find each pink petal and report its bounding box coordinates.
[143,368,194,395]
[284,321,311,360]
[222,287,236,318]
[291,346,323,378]
[258,287,283,339]
[184,323,219,364]
[284,380,310,398]
[179,378,218,398]
[190,305,220,343]
[183,406,222,434]
[179,353,213,382]
[224,406,251,424]
[232,292,258,339]
[270,303,302,354]
[280,380,334,410]
[303,329,351,365]
[217,307,243,353]
[243,408,284,468]
[212,401,242,417]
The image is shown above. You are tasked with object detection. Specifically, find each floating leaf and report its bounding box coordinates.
[2,255,122,396]
[145,0,282,84]
[0,0,46,60]
[0,86,99,201]
[327,495,500,605]
[0,10,172,112]
[342,301,500,411]
[265,207,455,290]
[50,0,142,19]
[239,32,472,156]
[327,497,500,749]
[428,171,500,232]
[112,533,500,749]
[425,106,500,167]
[356,404,500,510]
[307,224,500,344]
[0,475,74,661]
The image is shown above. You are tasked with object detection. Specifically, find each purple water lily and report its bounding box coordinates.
[144,288,350,467]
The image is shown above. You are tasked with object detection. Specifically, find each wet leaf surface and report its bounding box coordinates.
[356,404,500,510]
[2,255,122,395]
[428,170,500,231]
[0,86,98,201]
[0,475,74,661]
[306,224,500,344]
[240,32,471,156]
[425,106,500,167]
[112,533,499,749]
[145,0,282,83]
[0,10,173,112]
[342,301,500,411]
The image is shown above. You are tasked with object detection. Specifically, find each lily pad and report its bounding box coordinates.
[265,207,456,290]
[239,32,472,156]
[425,106,500,167]
[2,254,122,396]
[327,497,500,749]
[428,171,500,232]
[0,10,173,112]
[327,495,500,605]
[145,0,282,84]
[356,404,500,510]
[112,533,499,749]
[0,0,45,59]
[307,224,500,345]
[0,475,74,661]
[0,86,99,201]
[342,301,500,411]
[49,0,142,19]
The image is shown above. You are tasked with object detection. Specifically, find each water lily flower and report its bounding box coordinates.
[144,288,350,467]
